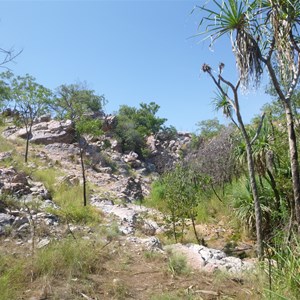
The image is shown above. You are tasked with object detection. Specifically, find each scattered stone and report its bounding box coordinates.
[119,177,143,201]
[165,243,254,274]
[59,174,80,186]
[0,213,14,235]
[35,114,51,123]
[0,151,12,161]
[127,236,163,251]
[13,216,29,228]
[37,238,51,248]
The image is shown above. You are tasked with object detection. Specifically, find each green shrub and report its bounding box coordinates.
[168,252,190,276]
[145,179,167,211]
[231,178,272,235]
[264,240,300,300]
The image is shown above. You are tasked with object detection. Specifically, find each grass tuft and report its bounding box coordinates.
[168,252,190,276]
[49,183,102,225]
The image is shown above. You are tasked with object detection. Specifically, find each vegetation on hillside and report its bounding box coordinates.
[1,1,300,298]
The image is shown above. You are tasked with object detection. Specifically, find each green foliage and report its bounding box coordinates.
[196,118,225,139]
[143,250,163,262]
[148,165,206,243]
[52,83,106,121]
[52,84,105,139]
[160,125,178,140]
[231,178,273,235]
[0,132,12,153]
[50,184,102,225]
[1,72,52,123]
[75,116,102,137]
[0,72,52,162]
[264,240,300,300]
[168,252,190,276]
[0,77,11,110]
[189,133,202,150]
[32,168,61,194]
[145,179,167,211]
[102,221,120,241]
[114,102,166,155]
[51,83,106,206]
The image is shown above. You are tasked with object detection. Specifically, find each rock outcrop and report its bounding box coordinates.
[165,243,254,274]
[3,120,75,144]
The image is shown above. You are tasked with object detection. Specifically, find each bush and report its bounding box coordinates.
[168,252,190,276]
[113,102,167,155]
[264,240,300,300]
[145,180,167,211]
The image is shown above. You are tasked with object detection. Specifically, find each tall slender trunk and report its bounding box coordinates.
[266,170,281,212]
[79,145,87,206]
[171,210,177,243]
[204,69,264,258]
[25,133,30,163]
[265,60,300,229]
[284,100,300,227]
[236,110,264,259]
[190,213,204,245]
[25,126,32,163]
[244,140,264,258]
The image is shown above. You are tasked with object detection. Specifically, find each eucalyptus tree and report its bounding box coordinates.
[52,83,106,206]
[196,0,300,233]
[1,72,52,162]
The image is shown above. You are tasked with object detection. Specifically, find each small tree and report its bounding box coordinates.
[196,118,225,140]
[52,83,106,206]
[1,72,52,162]
[162,165,205,245]
[114,102,167,155]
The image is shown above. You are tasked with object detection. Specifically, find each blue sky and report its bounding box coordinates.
[0,0,271,132]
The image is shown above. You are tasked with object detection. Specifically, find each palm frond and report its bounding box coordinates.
[212,87,233,118]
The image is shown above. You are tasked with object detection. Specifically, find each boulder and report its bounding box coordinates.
[102,115,117,132]
[120,177,144,201]
[4,120,75,144]
[34,114,51,123]
[0,168,30,196]
[0,151,12,161]
[0,213,15,235]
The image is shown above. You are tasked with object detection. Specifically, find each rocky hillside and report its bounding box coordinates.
[0,115,261,300]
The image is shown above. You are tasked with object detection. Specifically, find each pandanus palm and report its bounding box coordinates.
[197,0,300,237]
[207,63,265,258]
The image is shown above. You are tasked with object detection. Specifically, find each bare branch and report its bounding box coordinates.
[0,47,22,69]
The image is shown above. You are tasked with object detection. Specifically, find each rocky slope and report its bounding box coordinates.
[0,116,256,276]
